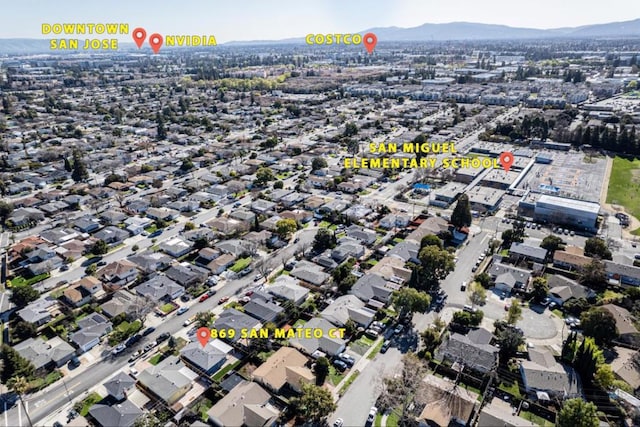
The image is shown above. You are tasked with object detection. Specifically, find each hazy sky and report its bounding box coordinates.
[2,0,638,42]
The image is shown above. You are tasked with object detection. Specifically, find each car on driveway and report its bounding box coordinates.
[338,353,355,367]
[333,359,348,372]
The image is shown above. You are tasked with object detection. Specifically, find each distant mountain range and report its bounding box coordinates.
[1,18,640,54]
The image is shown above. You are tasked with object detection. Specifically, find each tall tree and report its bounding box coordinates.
[580,308,618,346]
[290,382,336,423]
[7,376,33,427]
[156,112,167,141]
[0,345,35,383]
[412,245,455,291]
[313,228,336,252]
[71,148,89,182]
[10,285,39,307]
[579,258,608,290]
[557,398,599,427]
[530,277,549,302]
[377,353,429,426]
[391,288,431,320]
[584,237,612,260]
[451,193,472,228]
[506,302,522,325]
[540,235,564,255]
[91,239,108,255]
[275,218,297,239]
[314,356,330,385]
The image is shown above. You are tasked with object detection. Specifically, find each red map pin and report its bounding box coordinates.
[132,27,146,48]
[149,33,163,54]
[363,33,377,54]
[196,327,210,348]
[499,152,515,172]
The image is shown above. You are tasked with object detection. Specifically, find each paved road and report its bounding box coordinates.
[3,228,317,426]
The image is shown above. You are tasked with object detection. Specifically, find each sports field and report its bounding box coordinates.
[606,156,640,234]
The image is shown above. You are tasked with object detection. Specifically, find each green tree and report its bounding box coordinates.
[420,234,443,249]
[343,122,358,137]
[311,157,328,171]
[313,228,336,252]
[10,285,39,307]
[377,353,428,426]
[391,287,431,319]
[501,221,526,248]
[494,322,525,359]
[275,218,297,239]
[453,310,483,327]
[474,272,492,288]
[194,311,214,328]
[183,222,196,231]
[469,282,487,305]
[557,398,599,427]
[420,328,442,353]
[314,356,330,385]
[180,159,194,171]
[0,345,35,383]
[530,277,549,302]
[541,235,564,255]
[413,245,455,291]
[254,167,275,186]
[451,193,472,228]
[506,302,522,325]
[579,258,608,290]
[13,321,37,340]
[273,180,284,189]
[594,364,615,390]
[581,307,618,346]
[91,239,108,255]
[156,112,167,141]
[290,382,336,423]
[71,148,89,182]
[0,201,14,226]
[584,237,612,260]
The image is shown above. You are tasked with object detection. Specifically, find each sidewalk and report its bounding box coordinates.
[331,336,383,400]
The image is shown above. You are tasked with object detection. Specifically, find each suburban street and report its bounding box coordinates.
[3,228,317,427]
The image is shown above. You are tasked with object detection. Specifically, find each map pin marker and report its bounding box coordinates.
[149,33,163,54]
[196,327,210,348]
[132,27,146,48]
[363,33,377,54]
[499,152,515,172]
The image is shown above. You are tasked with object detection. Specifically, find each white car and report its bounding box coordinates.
[367,407,378,423]
[129,368,139,377]
[333,418,344,427]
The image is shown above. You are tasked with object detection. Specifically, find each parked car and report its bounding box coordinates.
[129,368,139,378]
[142,327,156,336]
[156,332,170,343]
[541,297,550,306]
[367,407,378,423]
[207,289,217,297]
[143,341,157,352]
[97,261,107,266]
[218,296,230,304]
[460,282,467,291]
[60,264,69,271]
[199,293,210,302]
[338,353,355,367]
[380,340,391,353]
[394,324,404,335]
[463,305,477,313]
[125,334,141,347]
[68,356,81,368]
[180,294,191,302]
[333,419,344,427]
[176,306,189,315]
[364,329,379,339]
[333,359,348,372]
[112,344,126,355]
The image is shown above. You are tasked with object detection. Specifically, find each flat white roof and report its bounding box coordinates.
[537,195,600,214]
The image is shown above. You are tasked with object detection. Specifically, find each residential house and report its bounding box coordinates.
[14,336,75,371]
[128,251,172,274]
[146,207,179,221]
[547,275,595,306]
[345,225,377,246]
[320,295,376,328]
[350,273,396,304]
[290,260,330,287]
[229,209,256,225]
[62,276,102,307]
[159,237,193,258]
[87,399,142,427]
[280,209,313,224]
[552,247,591,271]
[136,275,185,302]
[94,226,129,245]
[213,308,262,346]
[244,299,284,323]
[98,260,138,290]
[100,290,138,318]
[194,247,221,268]
[604,261,640,287]
[17,296,57,326]
[268,276,309,305]
[250,199,277,214]
[124,216,153,236]
[103,372,136,401]
[418,374,478,427]
[331,238,365,263]
[206,217,249,236]
[290,317,347,356]
[477,401,537,427]
[368,256,412,284]
[509,243,548,264]
[165,263,208,287]
[206,253,237,275]
[387,240,420,264]
[137,355,198,406]
[600,304,640,347]
[487,263,532,293]
[520,348,581,399]
[435,329,499,374]
[252,347,314,393]
[73,216,102,233]
[207,380,280,427]
[180,339,232,376]
[610,347,640,391]
[216,239,252,257]
[379,213,411,230]
[99,210,128,226]
[70,312,113,353]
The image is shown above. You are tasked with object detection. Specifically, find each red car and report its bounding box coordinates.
[218,296,229,304]
[245,290,254,296]
[199,294,210,302]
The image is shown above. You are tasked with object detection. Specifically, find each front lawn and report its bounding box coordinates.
[230,257,252,273]
[520,410,554,426]
[76,392,103,416]
[159,303,177,314]
[328,365,345,386]
[367,339,384,360]
[355,335,375,347]
[212,359,242,381]
[149,353,165,365]
[8,273,50,287]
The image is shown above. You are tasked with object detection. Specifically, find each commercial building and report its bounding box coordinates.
[530,195,600,232]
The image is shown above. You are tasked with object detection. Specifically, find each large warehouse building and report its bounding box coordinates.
[532,195,600,232]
